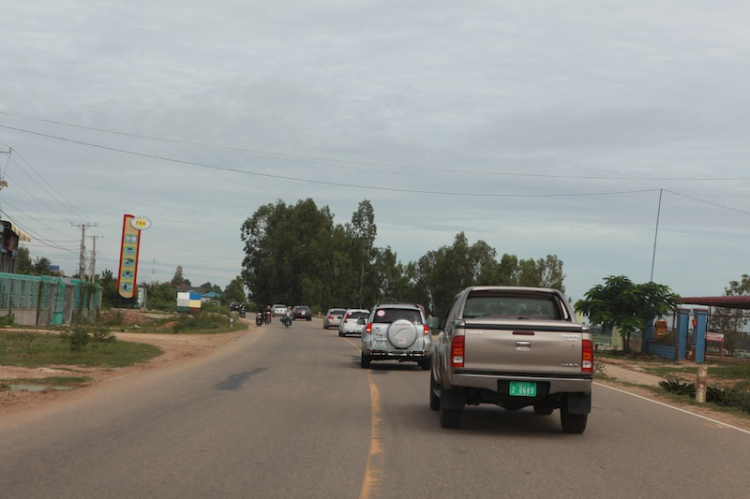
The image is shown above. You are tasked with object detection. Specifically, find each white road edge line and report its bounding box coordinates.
[595,382,750,436]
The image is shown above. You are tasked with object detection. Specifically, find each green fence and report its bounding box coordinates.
[0,272,101,326]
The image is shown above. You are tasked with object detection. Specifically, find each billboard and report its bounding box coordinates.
[117,214,150,299]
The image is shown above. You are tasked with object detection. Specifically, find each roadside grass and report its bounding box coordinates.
[0,331,163,369]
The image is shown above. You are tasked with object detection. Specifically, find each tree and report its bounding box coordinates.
[16,247,33,274]
[347,200,377,308]
[223,276,247,306]
[170,265,190,287]
[711,274,750,354]
[575,276,681,353]
[97,269,119,308]
[32,257,52,276]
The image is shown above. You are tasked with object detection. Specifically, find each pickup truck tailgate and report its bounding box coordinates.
[461,320,587,376]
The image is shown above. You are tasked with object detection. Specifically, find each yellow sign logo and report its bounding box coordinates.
[130,216,152,231]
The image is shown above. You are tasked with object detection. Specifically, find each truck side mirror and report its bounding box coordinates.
[428,316,441,330]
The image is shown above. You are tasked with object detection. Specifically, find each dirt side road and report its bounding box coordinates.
[0,326,249,416]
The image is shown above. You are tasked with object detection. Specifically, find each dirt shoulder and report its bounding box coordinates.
[0,324,249,416]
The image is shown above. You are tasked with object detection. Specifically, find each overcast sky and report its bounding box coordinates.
[1,0,749,302]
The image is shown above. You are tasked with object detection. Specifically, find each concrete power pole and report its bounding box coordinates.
[88,235,101,282]
[72,223,96,280]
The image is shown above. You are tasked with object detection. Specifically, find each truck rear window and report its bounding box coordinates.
[462,295,561,320]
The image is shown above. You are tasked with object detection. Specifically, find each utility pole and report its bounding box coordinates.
[72,223,96,280]
[650,189,663,282]
[88,235,102,282]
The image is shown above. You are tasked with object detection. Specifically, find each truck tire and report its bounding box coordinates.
[387,319,418,349]
[429,374,440,411]
[440,403,461,429]
[560,405,587,434]
[360,352,371,369]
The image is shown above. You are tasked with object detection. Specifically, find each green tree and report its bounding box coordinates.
[170,265,190,287]
[347,200,377,308]
[146,282,177,310]
[575,276,681,353]
[97,269,119,308]
[16,247,33,274]
[32,257,52,276]
[223,276,247,305]
[711,274,750,354]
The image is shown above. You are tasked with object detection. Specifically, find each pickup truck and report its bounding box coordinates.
[428,286,593,433]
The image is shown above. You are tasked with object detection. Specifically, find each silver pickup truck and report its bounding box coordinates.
[428,286,593,433]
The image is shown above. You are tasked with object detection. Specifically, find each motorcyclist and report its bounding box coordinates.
[282,309,293,327]
[256,310,264,326]
[264,307,272,325]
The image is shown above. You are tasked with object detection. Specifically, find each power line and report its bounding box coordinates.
[1,114,748,181]
[0,124,666,198]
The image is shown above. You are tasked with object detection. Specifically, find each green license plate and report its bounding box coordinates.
[509,382,537,397]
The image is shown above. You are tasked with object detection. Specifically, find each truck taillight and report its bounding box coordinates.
[451,336,465,368]
[365,322,372,334]
[582,339,594,373]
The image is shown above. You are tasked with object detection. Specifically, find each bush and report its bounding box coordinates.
[60,320,116,352]
[660,378,750,414]
[0,312,16,327]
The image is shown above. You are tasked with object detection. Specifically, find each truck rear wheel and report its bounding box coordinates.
[560,406,587,434]
[440,403,461,429]
[429,374,440,411]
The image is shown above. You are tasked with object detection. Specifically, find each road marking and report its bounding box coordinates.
[336,333,384,498]
[595,382,750,436]
[359,371,384,499]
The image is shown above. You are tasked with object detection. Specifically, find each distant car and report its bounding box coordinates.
[272,304,288,316]
[292,305,312,321]
[229,302,241,311]
[323,308,347,329]
[338,309,370,337]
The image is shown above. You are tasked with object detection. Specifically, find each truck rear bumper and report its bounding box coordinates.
[448,373,592,394]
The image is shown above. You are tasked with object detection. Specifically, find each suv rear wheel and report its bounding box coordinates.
[360,352,371,369]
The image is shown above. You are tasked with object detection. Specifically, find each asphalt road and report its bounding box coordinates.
[1,319,749,498]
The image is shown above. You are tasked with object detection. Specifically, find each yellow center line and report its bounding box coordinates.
[338,334,384,499]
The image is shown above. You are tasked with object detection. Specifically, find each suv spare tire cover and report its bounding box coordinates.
[387,319,419,349]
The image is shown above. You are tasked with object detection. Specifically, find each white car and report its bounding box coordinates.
[272,304,288,316]
[338,309,369,337]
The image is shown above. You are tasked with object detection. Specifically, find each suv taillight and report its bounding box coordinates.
[582,339,594,373]
[423,324,430,335]
[450,336,465,368]
[365,322,372,334]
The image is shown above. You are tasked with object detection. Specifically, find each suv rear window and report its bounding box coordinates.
[372,308,423,324]
[462,295,560,320]
[346,311,369,320]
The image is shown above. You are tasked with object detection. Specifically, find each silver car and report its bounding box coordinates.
[323,308,346,329]
[338,309,369,337]
[360,303,431,370]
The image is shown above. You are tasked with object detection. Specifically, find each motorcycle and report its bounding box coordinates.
[239,306,246,319]
[264,311,272,325]
[256,312,264,327]
[282,315,293,328]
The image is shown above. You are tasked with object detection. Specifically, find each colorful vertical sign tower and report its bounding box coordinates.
[117,214,151,299]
